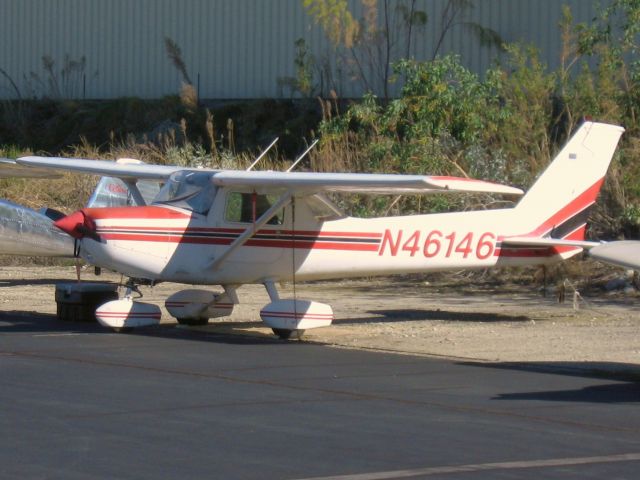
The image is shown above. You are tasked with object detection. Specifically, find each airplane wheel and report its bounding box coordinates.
[112,327,133,333]
[272,328,293,340]
[176,317,209,326]
[272,329,305,340]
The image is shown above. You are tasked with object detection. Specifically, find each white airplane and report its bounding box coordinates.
[14,121,625,338]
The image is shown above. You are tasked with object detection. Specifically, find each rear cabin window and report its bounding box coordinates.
[225,192,284,225]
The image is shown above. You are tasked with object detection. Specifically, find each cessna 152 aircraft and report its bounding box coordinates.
[13,121,625,338]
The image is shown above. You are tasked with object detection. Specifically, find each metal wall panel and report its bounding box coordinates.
[0,0,610,99]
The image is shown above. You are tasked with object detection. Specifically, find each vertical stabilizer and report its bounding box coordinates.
[514,121,624,240]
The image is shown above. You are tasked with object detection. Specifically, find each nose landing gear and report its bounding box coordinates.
[95,280,161,332]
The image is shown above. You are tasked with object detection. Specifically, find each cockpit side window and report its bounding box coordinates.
[225,192,284,225]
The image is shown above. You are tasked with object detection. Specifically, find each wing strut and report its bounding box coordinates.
[207,192,292,271]
[246,137,279,171]
[286,139,318,172]
[123,179,147,206]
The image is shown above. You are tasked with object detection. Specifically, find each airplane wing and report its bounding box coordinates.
[0,158,62,178]
[16,156,524,196]
[16,156,180,180]
[589,241,640,270]
[208,171,524,195]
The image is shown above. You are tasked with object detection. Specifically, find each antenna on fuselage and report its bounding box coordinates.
[246,137,279,171]
[286,139,318,173]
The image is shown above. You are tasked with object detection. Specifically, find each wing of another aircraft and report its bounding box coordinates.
[501,237,640,270]
[16,156,181,180]
[16,156,524,196]
[0,199,73,256]
[589,241,640,270]
[0,158,62,178]
[0,157,163,258]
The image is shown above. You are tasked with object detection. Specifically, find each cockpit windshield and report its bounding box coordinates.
[153,171,217,214]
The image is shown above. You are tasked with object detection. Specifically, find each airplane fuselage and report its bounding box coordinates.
[77,196,578,286]
[0,200,73,257]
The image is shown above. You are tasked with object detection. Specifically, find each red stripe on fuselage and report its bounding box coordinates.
[244,239,380,251]
[98,231,381,251]
[96,312,161,318]
[98,224,382,239]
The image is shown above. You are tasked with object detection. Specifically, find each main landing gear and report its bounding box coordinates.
[259,281,334,340]
[165,287,237,326]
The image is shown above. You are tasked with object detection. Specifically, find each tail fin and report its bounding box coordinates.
[513,121,624,241]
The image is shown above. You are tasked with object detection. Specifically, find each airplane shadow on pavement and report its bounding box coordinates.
[0,278,79,287]
[464,360,640,403]
[0,310,104,334]
[493,382,640,403]
[0,310,288,346]
[340,308,530,324]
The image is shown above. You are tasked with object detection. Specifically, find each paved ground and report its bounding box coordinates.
[1,266,639,478]
[1,309,640,479]
[2,266,639,365]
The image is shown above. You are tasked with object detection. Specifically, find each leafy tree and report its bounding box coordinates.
[303,0,428,99]
[277,38,318,97]
[431,0,503,60]
[303,0,501,100]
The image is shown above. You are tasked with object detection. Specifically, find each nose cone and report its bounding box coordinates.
[54,209,98,240]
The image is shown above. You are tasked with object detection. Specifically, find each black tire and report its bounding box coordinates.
[176,317,209,326]
[272,328,294,340]
[112,327,133,333]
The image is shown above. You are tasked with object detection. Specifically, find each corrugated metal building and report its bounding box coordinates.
[0,0,609,100]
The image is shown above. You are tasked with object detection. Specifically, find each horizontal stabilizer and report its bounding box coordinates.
[500,237,600,249]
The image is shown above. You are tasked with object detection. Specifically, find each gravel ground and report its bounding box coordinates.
[1,266,639,368]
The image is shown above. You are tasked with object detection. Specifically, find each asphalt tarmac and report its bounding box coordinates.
[1,311,639,480]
